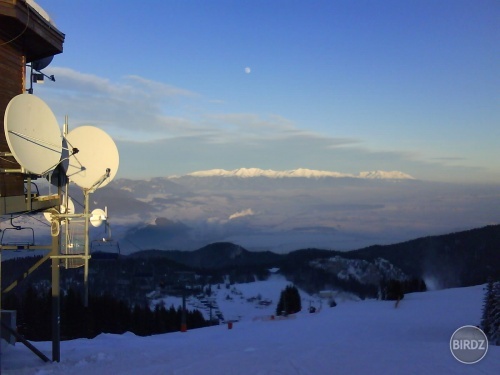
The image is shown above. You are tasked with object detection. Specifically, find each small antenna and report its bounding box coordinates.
[27,55,55,94]
[90,208,107,228]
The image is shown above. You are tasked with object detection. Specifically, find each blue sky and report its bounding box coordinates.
[33,0,499,183]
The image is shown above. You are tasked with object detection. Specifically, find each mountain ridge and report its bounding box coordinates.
[168,167,415,180]
[96,170,495,254]
[127,224,500,290]
[3,225,497,307]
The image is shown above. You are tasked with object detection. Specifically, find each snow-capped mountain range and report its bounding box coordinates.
[178,168,415,180]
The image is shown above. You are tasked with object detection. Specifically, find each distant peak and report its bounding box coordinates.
[177,168,415,180]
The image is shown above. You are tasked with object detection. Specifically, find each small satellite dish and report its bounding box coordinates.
[43,197,75,224]
[31,55,53,71]
[63,126,119,189]
[90,208,107,227]
[4,94,62,175]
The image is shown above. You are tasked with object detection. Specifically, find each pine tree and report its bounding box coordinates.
[276,285,301,316]
[489,281,500,345]
[480,280,495,337]
[380,279,404,301]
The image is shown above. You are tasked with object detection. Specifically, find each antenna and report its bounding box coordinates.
[4,94,62,175]
[43,197,75,224]
[90,208,107,227]
[63,126,119,190]
[27,56,55,94]
[90,206,120,260]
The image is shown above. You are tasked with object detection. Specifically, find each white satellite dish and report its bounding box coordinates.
[90,208,107,227]
[43,197,75,224]
[63,126,119,189]
[4,94,62,175]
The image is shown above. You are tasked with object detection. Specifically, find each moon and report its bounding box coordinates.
[244,67,251,74]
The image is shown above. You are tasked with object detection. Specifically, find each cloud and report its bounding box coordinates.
[229,208,255,220]
[47,68,196,98]
[35,68,497,183]
[38,67,200,141]
[124,75,196,98]
[38,68,361,148]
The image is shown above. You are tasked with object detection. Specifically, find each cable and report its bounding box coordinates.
[7,130,62,153]
[0,201,56,225]
[124,238,142,251]
[27,213,50,227]
[1,213,25,224]
[69,194,84,209]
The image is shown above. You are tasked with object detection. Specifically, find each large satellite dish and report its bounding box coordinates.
[63,126,119,189]
[4,94,62,175]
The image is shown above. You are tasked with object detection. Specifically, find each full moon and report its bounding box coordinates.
[244,67,251,74]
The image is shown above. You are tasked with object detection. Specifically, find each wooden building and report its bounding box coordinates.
[0,0,64,214]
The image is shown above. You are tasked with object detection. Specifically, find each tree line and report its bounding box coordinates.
[2,286,208,341]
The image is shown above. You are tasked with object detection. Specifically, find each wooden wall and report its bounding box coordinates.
[0,0,65,199]
[0,34,24,197]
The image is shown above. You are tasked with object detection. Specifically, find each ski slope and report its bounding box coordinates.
[150,274,322,323]
[2,283,499,374]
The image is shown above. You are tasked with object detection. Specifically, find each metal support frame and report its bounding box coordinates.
[26,63,55,95]
[83,189,90,307]
[51,175,62,362]
[1,321,50,363]
[2,251,51,294]
[0,118,113,364]
[51,228,60,362]
[0,188,95,363]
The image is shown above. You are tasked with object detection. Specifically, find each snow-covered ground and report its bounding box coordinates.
[2,282,499,374]
[152,274,320,323]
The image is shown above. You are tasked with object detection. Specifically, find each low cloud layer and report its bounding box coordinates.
[7,174,499,255]
[81,175,500,254]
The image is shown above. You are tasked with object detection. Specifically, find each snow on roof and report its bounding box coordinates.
[26,0,55,26]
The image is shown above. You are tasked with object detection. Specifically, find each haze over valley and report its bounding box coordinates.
[80,167,500,254]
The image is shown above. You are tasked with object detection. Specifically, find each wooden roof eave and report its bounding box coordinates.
[0,0,65,61]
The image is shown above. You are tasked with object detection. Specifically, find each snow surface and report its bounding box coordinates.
[150,275,311,323]
[183,168,415,180]
[2,281,498,375]
[26,1,54,25]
